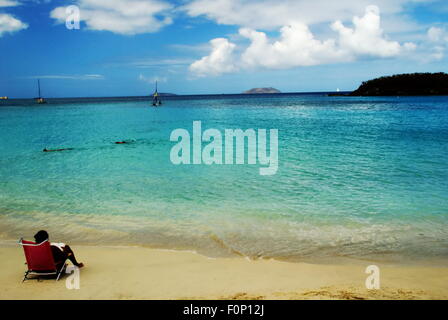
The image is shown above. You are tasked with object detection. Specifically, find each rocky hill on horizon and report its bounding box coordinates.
[243,87,281,94]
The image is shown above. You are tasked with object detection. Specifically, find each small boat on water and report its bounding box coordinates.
[152,81,162,107]
[35,79,47,104]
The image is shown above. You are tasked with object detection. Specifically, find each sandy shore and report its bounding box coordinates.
[1,244,447,300]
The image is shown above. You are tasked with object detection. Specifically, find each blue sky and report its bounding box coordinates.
[0,0,447,98]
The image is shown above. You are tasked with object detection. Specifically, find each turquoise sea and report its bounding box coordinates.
[1,94,447,263]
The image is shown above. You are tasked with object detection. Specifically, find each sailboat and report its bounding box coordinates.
[35,79,47,104]
[152,81,162,106]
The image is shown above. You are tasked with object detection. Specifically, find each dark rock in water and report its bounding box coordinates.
[350,73,448,96]
[243,87,281,94]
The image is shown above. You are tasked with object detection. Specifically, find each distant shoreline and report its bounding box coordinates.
[4,91,448,105]
[351,73,448,96]
[0,91,351,102]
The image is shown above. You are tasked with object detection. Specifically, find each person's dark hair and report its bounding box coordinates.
[34,230,49,243]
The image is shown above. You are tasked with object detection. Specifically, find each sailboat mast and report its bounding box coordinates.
[38,79,41,98]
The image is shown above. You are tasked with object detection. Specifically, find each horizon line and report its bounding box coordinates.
[2,91,353,101]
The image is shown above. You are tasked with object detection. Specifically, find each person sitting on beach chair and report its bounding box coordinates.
[34,230,84,268]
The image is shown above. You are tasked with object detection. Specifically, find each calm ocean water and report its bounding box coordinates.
[1,94,447,263]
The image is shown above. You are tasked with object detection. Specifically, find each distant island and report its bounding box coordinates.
[350,73,448,96]
[243,87,281,94]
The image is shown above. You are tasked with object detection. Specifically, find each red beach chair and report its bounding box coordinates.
[19,238,67,282]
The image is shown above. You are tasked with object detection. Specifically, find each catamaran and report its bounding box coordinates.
[35,79,47,104]
[152,81,162,106]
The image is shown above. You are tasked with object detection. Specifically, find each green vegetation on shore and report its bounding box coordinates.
[350,73,448,96]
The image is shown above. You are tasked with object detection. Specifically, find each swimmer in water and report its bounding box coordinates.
[43,148,73,152]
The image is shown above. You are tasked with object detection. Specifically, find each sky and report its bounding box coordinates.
[0,0,448,98]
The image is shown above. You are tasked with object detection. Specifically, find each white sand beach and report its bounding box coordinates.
[1,244,447,300]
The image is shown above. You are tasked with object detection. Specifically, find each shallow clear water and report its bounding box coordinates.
[1,94,447,262]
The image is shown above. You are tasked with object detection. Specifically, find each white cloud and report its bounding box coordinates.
[239,24,346,69]
[331,5,401,58]
[425,27,448,61]
[429,45,445,60]
[189,38,238,76]
[182,0,425,30]
[428,26,448,43]
[129,58,193,68]
[170,43,211,55]
[0,0,27,37]
[139,74,167,83]
[50,0,173,35]
[26,74,105,80]
[0,13,27,36]
[0,0,20,7]
[190,5,415,76]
